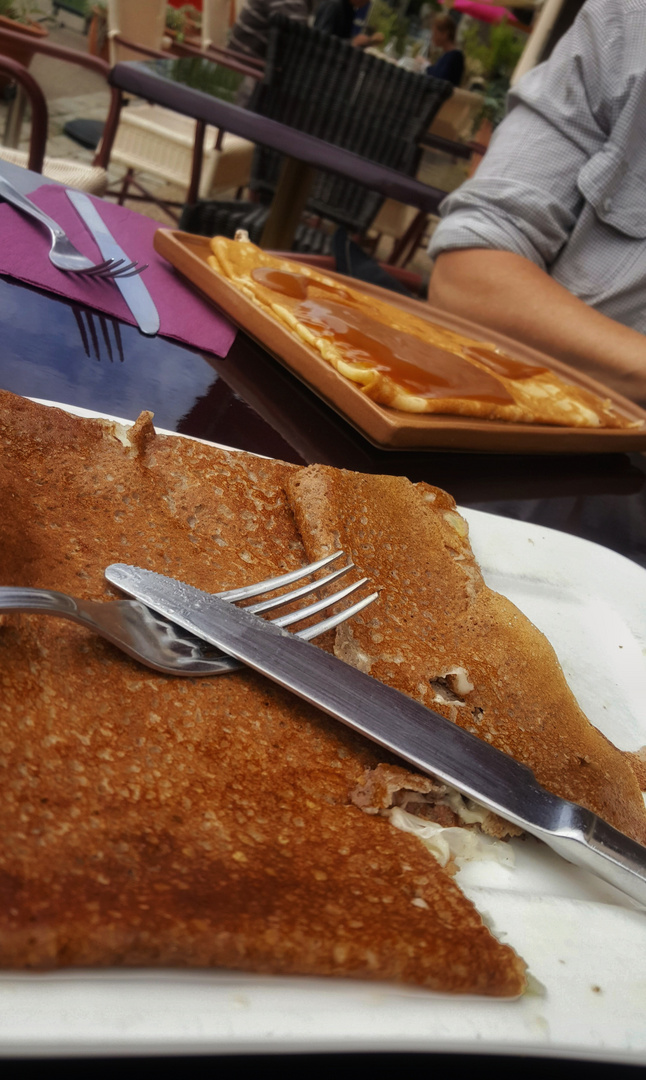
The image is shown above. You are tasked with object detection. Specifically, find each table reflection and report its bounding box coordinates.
[147,56,247,101]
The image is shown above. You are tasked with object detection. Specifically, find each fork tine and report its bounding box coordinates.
[244,562,355,616]
[81,258,124,278]
[217,551,345,602]
[109,262,149,279]
[295,592,379,640]
[91,262,136,280]
[271,576,370,628]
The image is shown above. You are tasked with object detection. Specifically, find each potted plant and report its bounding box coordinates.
[86,0,108,61]
[0,1,48,93]
[0,1,48,63]
[164,3,202,48]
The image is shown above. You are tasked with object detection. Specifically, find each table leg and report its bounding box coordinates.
[388,208,428,267]
[260,156,315,250]
[188,119,206,206]
[3,84,27,149]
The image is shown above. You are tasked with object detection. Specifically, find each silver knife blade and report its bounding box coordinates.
[66,190,160,336]
[105,562,646,908]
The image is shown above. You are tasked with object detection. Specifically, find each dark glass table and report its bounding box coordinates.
[1,161,646,1074]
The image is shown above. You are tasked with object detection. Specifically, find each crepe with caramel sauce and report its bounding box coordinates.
[208,237,637,430]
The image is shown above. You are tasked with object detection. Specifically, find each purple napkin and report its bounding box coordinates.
[0,185,236,357]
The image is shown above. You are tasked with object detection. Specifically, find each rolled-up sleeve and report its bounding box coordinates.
[428,0,624,269]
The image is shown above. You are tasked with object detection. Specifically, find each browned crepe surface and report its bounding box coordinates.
[0,390,526,995]
[286,465,646,845]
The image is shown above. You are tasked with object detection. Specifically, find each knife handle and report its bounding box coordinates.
[67,189,111,246]
[535,810,646,908]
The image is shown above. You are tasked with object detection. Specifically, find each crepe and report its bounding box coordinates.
[3,393,644,996]
[0,390,526,995]
[286,465,646,846]
[208,236,637,430]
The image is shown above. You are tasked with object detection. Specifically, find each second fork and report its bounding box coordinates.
[0,173,137,278]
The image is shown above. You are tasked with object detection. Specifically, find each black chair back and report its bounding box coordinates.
[248,15,453,234]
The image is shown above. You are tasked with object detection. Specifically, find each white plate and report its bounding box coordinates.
[3,402,646,1062]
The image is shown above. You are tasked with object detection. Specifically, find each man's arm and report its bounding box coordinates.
[426,2,646,403]
[429,250,646,404]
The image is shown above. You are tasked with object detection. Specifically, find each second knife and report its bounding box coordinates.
[66,189,160,336]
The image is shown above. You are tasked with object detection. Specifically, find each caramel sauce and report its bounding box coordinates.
[252,267,309,300]
[251,269,514,404]
[464,345,548,381]
[252,266,353,303]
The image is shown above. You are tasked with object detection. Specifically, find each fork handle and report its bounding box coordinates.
[0,175,66,238]
[0,586,81,617]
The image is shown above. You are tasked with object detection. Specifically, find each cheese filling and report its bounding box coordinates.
[387,805,515,869]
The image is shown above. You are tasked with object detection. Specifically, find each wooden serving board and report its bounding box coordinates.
[154,229,646,454]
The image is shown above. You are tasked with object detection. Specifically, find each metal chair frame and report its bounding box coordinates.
[0,23,122,172]
[0,54,47,174]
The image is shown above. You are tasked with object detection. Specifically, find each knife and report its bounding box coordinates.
[66,190,160,336]
[105,563,646,908]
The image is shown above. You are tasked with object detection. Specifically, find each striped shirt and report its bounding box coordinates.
[229,0,311,62]
[429,0,646,335]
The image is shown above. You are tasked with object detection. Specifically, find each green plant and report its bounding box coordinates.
[165,3,201,43]
[0,0,42,23]
[368,0,409,57]
[170,56,243,103]
[462,17,524,80]
[477,78,509,128]
[462,17,525,127]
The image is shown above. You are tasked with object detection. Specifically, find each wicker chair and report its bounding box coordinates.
[180,16,453,253]
[367,87,487,267]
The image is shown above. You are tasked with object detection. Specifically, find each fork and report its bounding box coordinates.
[0,174,144,279]
[0,552,377,677]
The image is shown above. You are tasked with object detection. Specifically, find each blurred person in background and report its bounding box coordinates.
[426,12,463,87]
[314,0,385,48]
